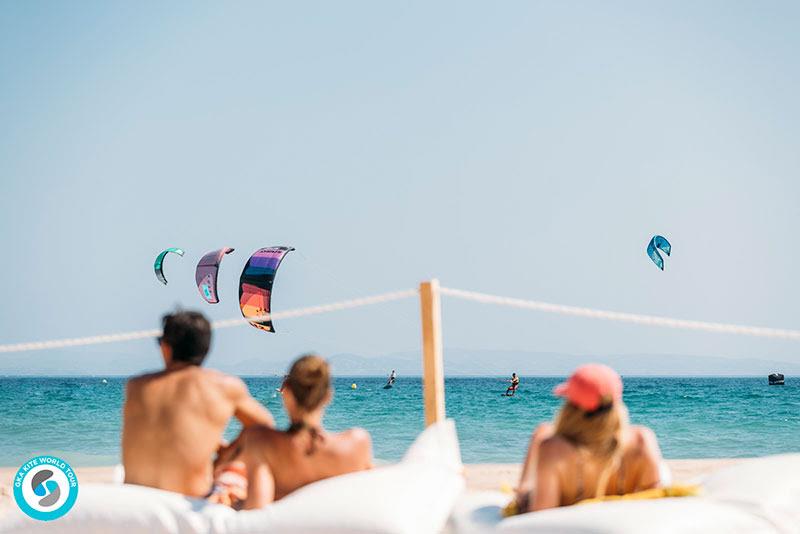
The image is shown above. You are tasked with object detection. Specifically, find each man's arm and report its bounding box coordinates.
[226,376,275,428]
[121,377,146,484]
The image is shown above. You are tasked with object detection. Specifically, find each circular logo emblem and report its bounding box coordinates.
[13,455,78,521]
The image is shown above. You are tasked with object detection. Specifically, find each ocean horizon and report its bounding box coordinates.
[1,375,797,467]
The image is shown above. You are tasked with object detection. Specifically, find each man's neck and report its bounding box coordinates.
[165,361,195,372]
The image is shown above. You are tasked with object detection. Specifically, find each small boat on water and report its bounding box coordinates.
[768,373,785,386]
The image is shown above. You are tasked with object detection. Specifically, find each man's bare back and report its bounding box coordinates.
[240,425,372,506]
[123,365,273,497]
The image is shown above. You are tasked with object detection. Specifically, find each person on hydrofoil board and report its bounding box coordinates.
[506,373,520,396]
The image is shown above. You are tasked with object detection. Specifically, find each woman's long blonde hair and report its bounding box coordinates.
[554,401,629,498]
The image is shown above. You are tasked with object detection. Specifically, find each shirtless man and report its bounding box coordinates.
[506,372,520,396]
[122,311,274,498]
[229,354,372,509]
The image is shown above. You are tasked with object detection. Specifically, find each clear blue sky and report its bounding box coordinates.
[2,2,799,374]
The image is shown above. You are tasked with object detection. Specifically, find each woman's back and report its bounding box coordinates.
[534,423,662,508]
[240,354,374,509]
[245,425,372,501]
[515,364,666,513]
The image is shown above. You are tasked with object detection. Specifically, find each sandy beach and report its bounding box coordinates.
[0,458,742,507]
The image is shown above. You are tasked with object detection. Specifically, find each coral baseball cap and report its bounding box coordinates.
[553,364,623,412]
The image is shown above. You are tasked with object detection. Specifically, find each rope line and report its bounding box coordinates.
[0,289,418,353]
[440,287,800,341]
[3,284,799,354]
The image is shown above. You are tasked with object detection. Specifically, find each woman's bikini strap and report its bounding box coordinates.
[287,421,324,455]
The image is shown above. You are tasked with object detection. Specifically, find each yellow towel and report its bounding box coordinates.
[502,485,701,517]
[577,484,702,505]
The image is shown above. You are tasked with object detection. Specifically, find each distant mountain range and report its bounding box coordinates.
[4,348,797,377]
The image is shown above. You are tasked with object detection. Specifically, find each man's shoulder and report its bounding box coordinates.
[126,371,163,390]
[179,367,249,396]
[128,367,241,388]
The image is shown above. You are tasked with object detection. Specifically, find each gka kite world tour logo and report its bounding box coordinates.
[13,455,78,521]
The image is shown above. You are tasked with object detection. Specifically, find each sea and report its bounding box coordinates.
[0,376,797,467]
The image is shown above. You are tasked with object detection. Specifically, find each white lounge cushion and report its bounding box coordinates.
[0,420,464,534]
[444,491,777,534]
[444,491,507,534]
[495,497,777,534]
[403,418,462,472]
[703,453,800,534]
[0,483,210,533]
[214,419,464,534]
[450,454,800,534]
[213,461,462,534]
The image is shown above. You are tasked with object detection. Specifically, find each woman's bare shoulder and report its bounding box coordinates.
[335,427,372,447]
[629,425,658,446]
[329,427,373,461]
[538,433,576,461]
[628,425,662,459]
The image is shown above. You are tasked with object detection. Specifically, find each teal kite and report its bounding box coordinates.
[154,248,185,285]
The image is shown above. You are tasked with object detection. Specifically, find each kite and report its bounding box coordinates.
[154,248,184,285]
[195,247,235,303]
[647,235,671,271]
[239,246,294,332]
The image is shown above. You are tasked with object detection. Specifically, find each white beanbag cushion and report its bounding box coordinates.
[445,488,782,534]
[702,454,800,534]
[444,491,507,534]
[0,420,464,534]
[214,419,464,534]
[0,483,211,533]
[495,498,777,534]
[214,462,461,534]
[466,454,800,534]
[403,418,462,472]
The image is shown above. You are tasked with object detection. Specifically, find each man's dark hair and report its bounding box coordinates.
[160,311,211,365]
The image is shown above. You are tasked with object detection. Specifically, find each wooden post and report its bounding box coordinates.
[419,279,445,426]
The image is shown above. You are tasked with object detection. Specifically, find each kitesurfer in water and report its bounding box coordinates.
[506,373,520,396]
[387,370,396,387]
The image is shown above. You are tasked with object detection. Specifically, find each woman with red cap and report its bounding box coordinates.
[513,364,665,513]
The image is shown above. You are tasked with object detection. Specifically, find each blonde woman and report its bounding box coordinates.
[514,364,665,512]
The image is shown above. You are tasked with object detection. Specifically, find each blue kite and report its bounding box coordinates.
[647,235,671,270]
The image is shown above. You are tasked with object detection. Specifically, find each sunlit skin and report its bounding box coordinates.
[233,382,373,509]
[121,341,274,497]
[516,422,662,511]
